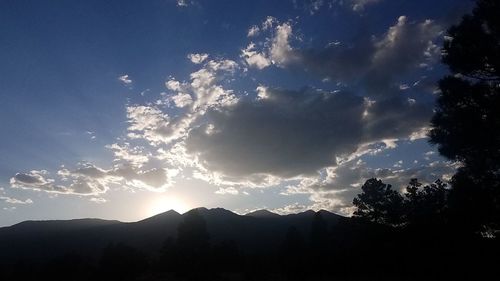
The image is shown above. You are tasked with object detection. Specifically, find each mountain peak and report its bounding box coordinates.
[245,209,280,218]
[138,209,181,223]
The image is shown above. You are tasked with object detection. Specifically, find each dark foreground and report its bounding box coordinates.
[0,208,498,281]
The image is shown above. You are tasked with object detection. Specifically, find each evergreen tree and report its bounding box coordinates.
[429,0,500,233]
[353,178,405,226]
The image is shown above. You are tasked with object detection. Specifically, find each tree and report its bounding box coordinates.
[429,0,500,233]
[404,179,449,227]
[353,178,405,226]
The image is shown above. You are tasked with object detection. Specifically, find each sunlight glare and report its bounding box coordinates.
[147,196,190,216]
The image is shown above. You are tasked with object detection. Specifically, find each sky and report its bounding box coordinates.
[0,0,474,226]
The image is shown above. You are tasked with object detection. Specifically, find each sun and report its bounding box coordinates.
[147,196,190,216]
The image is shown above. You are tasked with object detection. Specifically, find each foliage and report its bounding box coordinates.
[353,178,405,226]
[353,178,450,228]
[429,0,500,232]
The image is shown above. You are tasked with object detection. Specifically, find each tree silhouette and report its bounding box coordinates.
[404,179,449,227]
[429,0,500,233]
[353,178,405,226]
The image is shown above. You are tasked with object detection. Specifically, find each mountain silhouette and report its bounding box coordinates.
[0,208,342,263]
[245,209,281,218]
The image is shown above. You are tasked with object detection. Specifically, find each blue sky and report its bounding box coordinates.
[0,0,473,226]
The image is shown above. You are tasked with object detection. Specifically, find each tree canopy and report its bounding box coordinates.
[429,0,500,232]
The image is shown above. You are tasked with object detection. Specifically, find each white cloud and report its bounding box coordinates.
[241,43,271,69]
[215,187,239,195]
[272,202,309,215]
[247,25,260,37]
[170,92,193,108]
[176,0,188,7]
[0,196,33,205]
[261,16,276,31]
[269,22,296,66]
[118,74,132,85]
[126,58,239,147]
[188,53,209,64]
[166,79,182,91]
[107,143,150,168]
[241,19,297,69]
[90,197,107,204]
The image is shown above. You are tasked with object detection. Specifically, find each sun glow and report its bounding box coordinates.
[147,196,190,216]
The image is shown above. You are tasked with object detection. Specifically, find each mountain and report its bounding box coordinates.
[245,209,280,218]
[0,208,343,263]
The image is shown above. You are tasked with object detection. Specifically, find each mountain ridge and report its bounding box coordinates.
[0,207,344,262]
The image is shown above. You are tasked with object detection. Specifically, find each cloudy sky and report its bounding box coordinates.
[0,0,473,226]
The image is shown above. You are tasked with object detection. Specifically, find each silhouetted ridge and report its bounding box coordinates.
[194,207,240,217]
[137,209,181,224]
[245,209,280,218]
[4,218,121,232]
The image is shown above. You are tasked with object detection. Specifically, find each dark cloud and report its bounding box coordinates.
[186,87,432,178]
[295,16,442,97]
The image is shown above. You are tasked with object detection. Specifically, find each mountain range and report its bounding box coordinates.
[0,208,344,263]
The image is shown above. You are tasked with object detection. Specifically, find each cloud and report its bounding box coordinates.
[186,88,363,177]
[188,53,209,64]
[269,22,296,66]
[0,196,33,205]
[170,92,193,108]
[302,16,440,97]
[241,43,271,69]
[244,16,442,98]
[11,158,179,196]
[118,74,132,85]
[10,169,107,195]
[9,57,241,196]
[10,170,62,192]
[126,105,177,145]
[185,86,432,179]
[307,0,326,15]
[247,25,260,37]
[241,19,297,69]
[351,0,381,11]
[107,143,150,168]
[11,12,447,209]
[127,58,239,146]
[272,202,309,214]
[90,197,107,204]
[283,158,459,215]
[215,187,239,195]
[176,0,188,7]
